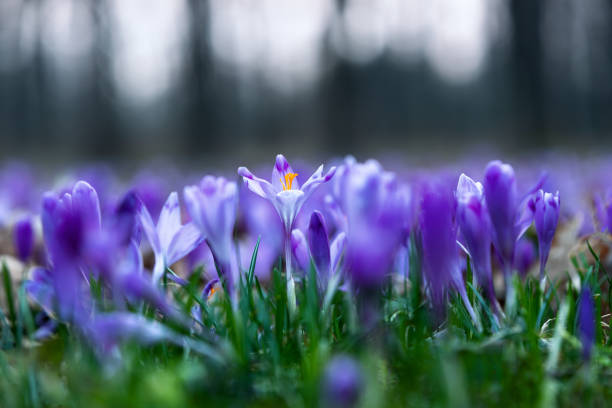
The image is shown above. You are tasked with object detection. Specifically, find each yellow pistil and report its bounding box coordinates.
[207,285,218,300]
[279,173,298,191]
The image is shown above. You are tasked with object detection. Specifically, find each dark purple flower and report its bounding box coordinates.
[420,183,477,323]
[456,174,497,311]
[483,161,519,271]
[42,181,102,266]
[577,287,595,360]
[13,216,34,262]
[533,190,560,279]
[40,181,101,322]
[322,356,363,408]
[291,211,346,291]
[483,160,544,278]
[184,176,238,294]
[139,192,204,284]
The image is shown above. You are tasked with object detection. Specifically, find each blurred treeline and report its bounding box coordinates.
[0,0,611,163]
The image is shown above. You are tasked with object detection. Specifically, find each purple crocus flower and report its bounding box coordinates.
[455,174,498,313]
[238,155,335,311]
[420,183,477,323]
[42,181,102,266]
[138,192,204,284]
[483,160,543,280]
[90,191,182,320]
[238,154,336,234]
[577,287,595,360]
[322,355,364,408]
[339,160,407,290]
[184,176,239,295]
[533,190,560,279]
[34,184,178,325]
[40,181,101,321]
[13,216,34,262]
[291,211,346,291]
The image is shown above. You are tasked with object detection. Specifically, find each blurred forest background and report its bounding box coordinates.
[0,0,611,164]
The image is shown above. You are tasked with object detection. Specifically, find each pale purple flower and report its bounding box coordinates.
[13,216,34,262]
[184,176,239,293]
[322,355,364,408]
[238,155,335,311]
[577,287,595,360]
[533,190,560,278]
[138,192,204,284]
[238,154,336,233]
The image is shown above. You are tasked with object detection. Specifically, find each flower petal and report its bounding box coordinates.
[157,192,182,253]
[166,222,204,266]
[308,211,330,278]
[238,166,277,199]
[330,231,346,274]
[291,229,310,272]
[138,198,161,255]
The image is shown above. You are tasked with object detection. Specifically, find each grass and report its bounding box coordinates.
[0,241,611,408]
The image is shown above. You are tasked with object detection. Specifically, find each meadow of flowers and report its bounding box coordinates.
[0,154,611,407]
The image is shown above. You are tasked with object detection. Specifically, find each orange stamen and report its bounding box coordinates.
[279,173,298,191]
[207,285,218,300]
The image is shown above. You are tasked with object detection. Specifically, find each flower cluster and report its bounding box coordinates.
[0,155,579,354]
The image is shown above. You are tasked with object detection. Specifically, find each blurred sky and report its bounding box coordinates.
[0,0,611,164]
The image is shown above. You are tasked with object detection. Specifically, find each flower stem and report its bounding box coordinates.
[285,231,297,318]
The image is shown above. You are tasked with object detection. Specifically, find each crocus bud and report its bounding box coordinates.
[420,184,477,323]
[456,174,496,309]
[322,356,363,408]
[534,190,560,278]
[13,216,34,262]
[184,176,238,293]
[484,161,518,273]
[308,211,331,284]
[577,287,595,360]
